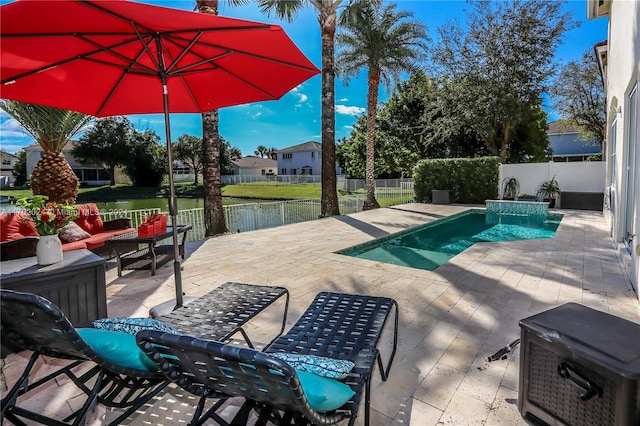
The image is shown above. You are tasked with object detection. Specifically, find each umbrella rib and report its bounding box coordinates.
[76,33,157,74]
[165,34,319,74]
[93,42,154,116]
[164,32,203,74]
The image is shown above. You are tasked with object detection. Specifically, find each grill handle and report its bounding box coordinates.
[557,362,602,401]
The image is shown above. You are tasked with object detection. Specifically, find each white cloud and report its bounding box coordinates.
[344,125,354,130]
[0,117,29,139]
[339,98,349,102]
[299,94,308,103]
[335,105,365,116]
[252,112,263,119]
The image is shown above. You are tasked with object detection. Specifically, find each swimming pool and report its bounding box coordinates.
[338,209,563,271]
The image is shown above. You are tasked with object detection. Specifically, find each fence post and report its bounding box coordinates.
[253,204,259,231]
[280,202,285,226]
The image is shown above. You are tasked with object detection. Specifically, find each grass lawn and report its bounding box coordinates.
[1,182,323,202]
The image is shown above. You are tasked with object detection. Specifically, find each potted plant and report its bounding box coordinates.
[501,177,520,200]
[537,176,561,208]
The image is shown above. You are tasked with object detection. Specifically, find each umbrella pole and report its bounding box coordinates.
[160,72,184,309]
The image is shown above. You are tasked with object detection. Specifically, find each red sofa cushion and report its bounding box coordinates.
[61,240,88,252]
[75,203,104,234]
[1,212,38,242]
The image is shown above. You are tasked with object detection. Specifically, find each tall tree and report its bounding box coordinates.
[336,1,428,209]
[266,147,278,160]
[432,0,573,163]
[11,149,27,187]
[174,134,204,184]
[196,0,247,236]
[0,101,92,203]
[73,116,133,186]
[258,0,363,217]
[254,145,269,158]
[125,130,167,187]
[221,137,243,175]
[550,50,606,144]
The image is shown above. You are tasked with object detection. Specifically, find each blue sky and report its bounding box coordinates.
[0,0,608,156]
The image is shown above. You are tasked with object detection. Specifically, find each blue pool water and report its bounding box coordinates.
[338,209,563,271]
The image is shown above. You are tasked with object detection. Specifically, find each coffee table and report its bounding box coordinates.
[105,225,192,276]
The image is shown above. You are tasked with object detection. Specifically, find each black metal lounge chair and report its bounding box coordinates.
[136,291,399,426]
[0,289,169,426]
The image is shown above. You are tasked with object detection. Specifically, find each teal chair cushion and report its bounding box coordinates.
[297,370,355,413]
[77,328,157,372]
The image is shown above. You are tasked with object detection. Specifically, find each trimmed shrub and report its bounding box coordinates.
[413,157,500,204]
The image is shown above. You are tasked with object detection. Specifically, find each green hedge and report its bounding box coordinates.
[413,157,500,204]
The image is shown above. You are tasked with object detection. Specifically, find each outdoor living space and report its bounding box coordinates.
[2,203,639,425]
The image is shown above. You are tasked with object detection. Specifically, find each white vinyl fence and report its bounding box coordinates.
[499,161,605,201]
[110,184,415,242]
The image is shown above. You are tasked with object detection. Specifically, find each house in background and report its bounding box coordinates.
[24,142,112,186]
[0,150,18,187]
[231,156,277,176]
[277,141,322,176]
[589,0,639,298]
[547,120,602,162]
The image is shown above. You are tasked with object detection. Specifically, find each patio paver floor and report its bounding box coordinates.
[2,203,638,425]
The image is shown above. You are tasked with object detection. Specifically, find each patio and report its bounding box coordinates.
[2,203,639,425]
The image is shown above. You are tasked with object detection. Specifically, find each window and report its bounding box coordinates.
[2,159,10,165]
[311,152,314,158]
[281,168,287,174]
[610,118,617,186]
[98,169,110,180]
[282,153,292,159]
[291,168,297,175]
[301,166,312,175]
[261,169,266,175]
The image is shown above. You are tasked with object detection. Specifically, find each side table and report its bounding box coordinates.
[0,249,107,327]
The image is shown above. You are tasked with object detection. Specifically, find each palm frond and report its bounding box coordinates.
[0,101,92,152]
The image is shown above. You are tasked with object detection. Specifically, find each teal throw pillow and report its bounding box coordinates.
[77,328,157,372]
[297,371,355,413]
[92,317,177,335]
[269,353,355,379]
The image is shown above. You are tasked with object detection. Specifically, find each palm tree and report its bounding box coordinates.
[196,0,247,236]
[254,145,269,158]
[258,0,363,217]
[266,147,278,160]
[0,101,92,203]
[336,1,428,209]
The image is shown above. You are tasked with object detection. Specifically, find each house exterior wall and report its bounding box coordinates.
[277,150,322,175]
[25,144,111,186]
[598,0,640,296]
[232,165,276,176]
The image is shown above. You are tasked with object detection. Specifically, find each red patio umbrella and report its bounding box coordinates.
[0,0,319,308]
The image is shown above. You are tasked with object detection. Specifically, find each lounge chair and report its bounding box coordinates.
[0,289,169,426]
[137,291,398,426]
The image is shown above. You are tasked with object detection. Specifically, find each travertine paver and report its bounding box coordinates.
[1,203,638,425]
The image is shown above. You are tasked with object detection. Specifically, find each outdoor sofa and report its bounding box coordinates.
[0,203,134,260]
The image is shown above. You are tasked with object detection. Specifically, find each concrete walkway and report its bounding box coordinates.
[2,203,638,425]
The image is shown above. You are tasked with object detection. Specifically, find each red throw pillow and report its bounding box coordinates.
[0,212,38,241]
[74,203,104,235]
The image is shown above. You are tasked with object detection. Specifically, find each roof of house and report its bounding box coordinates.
[277,141,321,153]
[547,120,578,135]
[232,156,277,168]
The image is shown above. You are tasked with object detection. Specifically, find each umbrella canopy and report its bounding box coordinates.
[1,0,319,308]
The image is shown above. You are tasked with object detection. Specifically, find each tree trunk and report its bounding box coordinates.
[319,3,340,217]
[109,166,116,186]
[197,0,228,236]
[363,68,380,210]
[500,120,511,164]
[202,110,227,236]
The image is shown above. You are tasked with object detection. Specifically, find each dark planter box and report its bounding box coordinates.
[560,192,604,211]
[519,303,640,426]
[432,190,453,204]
